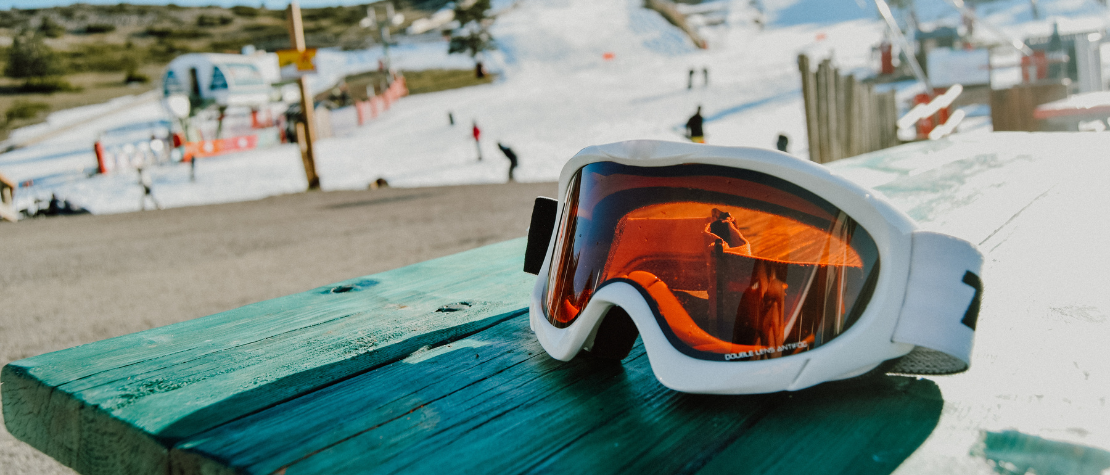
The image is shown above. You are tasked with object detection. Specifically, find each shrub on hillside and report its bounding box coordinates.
[243,23,289,36]
[448,0,496,77]
[38,17,66,38]
[125,69,150,84]
[18,77,80,94]
[64,44,144,73]
[149,39,192,63]
[4,100,50,125]
[56,6,81,20]
[0,11,27,29]
[196,14,233,27]
[5,31,63,79]
[84,23,116,34]
[299,5,364,25]
[104,4,153,15]
[144,26,209,39]
[209,39,254,53]
[230,6,259,17]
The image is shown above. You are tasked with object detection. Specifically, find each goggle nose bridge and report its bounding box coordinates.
[581,304,640,361]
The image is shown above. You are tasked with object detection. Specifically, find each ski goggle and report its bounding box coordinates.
[523,140,983,394]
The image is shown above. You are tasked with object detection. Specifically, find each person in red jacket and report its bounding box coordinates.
[472,121,483,161]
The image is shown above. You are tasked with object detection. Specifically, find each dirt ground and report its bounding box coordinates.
[0,181,557,474]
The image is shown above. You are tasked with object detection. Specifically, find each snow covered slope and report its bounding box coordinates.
[1,0,1106,214]
[315,0,886,189]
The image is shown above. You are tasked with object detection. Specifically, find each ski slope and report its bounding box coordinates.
[0,0,1106,215]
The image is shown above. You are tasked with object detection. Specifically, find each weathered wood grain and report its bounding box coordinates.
[170,315,942,475]
[4,239,533,475]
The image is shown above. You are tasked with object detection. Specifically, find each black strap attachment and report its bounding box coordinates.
[524,196,558,275]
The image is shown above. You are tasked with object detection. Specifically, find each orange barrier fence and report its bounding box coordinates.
[355,77,408,126]
[183,135,259,162]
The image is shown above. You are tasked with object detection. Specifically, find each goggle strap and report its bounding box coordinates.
[523,196,558,275]
[891,231,985,374]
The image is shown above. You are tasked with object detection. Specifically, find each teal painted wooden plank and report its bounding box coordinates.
[2,366,170,474]
[171,316,942,475]
[3,238,533,475]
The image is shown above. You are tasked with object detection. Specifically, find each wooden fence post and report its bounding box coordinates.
[816,60,830,163]
[798,55,820,162]
[834,69,843,159]
[824,60,841,162]
[881,90,898,148]
[852,77,861,156]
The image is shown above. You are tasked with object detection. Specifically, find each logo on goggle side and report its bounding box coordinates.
[724,341,809,361]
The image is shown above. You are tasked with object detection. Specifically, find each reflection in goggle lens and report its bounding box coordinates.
[544,162,880,361]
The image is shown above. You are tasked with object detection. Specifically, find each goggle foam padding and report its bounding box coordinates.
[891,231,984,373]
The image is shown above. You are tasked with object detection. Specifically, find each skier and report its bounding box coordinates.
[687,69,695,89]
[685,106,705,143]
[498,142,518,182]
[703,67,709,87]
[776,134,789,152]
[472,121,483,161]
[137,166,162,211]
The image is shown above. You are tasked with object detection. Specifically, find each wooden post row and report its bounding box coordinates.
[798,54,905,164]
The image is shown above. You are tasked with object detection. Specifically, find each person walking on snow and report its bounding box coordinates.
[472,121,483,161]
[498,142,518,182]
[776,134,789,152]
[686,106,705,143]
[137,166,162,211]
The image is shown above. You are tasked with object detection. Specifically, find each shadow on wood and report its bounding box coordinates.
[169,315,942,475]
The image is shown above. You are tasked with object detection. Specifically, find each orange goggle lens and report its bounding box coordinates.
[543,162,880,362]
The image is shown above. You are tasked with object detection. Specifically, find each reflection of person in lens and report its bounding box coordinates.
[709,208,751,255]
[735,260,786,358]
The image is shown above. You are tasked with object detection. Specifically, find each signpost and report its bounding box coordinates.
[286,1,321,190]
[276,48,319,75]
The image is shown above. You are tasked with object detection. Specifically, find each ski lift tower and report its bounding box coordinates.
[361,3,405,72]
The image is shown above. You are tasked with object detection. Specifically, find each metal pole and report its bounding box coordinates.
[874,0,933,95]
[381,3,394,71]
[944,0,1033,56]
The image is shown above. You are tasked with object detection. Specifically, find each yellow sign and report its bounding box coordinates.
[277,49,318,72]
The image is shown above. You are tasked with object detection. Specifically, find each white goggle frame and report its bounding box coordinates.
[529,140,984,394]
